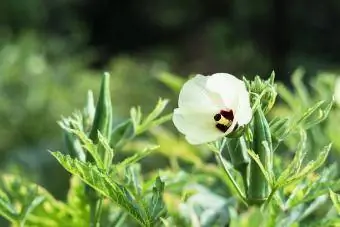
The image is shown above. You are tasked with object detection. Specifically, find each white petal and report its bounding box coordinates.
[172,108,223,144]
[206,73,244,110]
[178,74,224,111]
[234,84,253,126]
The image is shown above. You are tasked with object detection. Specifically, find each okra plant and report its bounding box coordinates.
[0,70,339,227]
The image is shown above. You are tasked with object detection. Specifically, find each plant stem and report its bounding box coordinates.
[94,198,103,227]
[215,152,248,206]
[89,188,103,227]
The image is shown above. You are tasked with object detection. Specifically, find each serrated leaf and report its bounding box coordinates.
[50,151,151,226]
[0,174,84,226]
[276,130,307,188]
[298,195,328,221]
[143,98,169,126]
[19,194,45,226]
[0,188,18,223]
[115,145,159,171]
[296,100,325,126]
[125,164,143,196]
[284,144,331,187]
[329,190,340,214]
[303,99,333,129]
[294,99,333,130]
[147,177,167,224]
[110,119,134,148]
[59,118,104,168]
[71,128,104,168]
[98,131,114,167]
[131,98,171,135]
[269,117,291,150]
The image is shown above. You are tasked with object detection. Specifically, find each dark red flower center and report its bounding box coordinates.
[213,110,236,133]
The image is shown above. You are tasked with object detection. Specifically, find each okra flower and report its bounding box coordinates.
[173,73,252,144]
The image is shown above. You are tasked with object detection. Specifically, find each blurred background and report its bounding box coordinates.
[0,0,340,210]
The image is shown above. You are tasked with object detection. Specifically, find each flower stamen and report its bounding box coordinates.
[214,110,234,132]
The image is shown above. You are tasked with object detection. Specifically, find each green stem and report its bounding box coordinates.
[94,198,103,227]
[215,152,248,206]
[226,137,250,192]
[88,188,103,227]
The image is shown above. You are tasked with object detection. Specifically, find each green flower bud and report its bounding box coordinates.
[244,72,277,113]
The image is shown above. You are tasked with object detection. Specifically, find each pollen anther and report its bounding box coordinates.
[214,110,234,132]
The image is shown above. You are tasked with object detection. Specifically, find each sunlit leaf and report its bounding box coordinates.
[50,151,152,226]
[283,144,331,187]
[276,130,307,188]
[329,190,340,214]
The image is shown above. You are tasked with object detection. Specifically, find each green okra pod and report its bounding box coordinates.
[89,73,113,143]
[88,73,113,169]
[247,106,273,205]
[87,73,113,226]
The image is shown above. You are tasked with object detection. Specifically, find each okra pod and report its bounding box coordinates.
[247,106,272,205]
[88,73,113,168]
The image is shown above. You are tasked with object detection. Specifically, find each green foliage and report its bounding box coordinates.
[0,174,89,227]
[0,33,99,154]
[1,69,340,226]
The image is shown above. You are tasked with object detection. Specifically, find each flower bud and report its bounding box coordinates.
[244,72,277,113]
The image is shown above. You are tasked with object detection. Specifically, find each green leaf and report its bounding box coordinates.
[284,144,331,187]
[131,98,171,135]
[269,117,291,150]
[329,190,340,214]
[130,106,143,131]
[110,119,134,148]
[50,151,151,226]
[295,99,333,130]
[66,176,90,221]
[291,68,310,107]
[277,83,299,110]
[0,174,84,226]
[68,128,104,169]
[276,130,307,188]
[147,177,167,224]
[98,131,114,168]
[114,145,159,171]
[0,188,18,223]
[157,71,185,93]
[143,98,169,126]
[19,194,45,226]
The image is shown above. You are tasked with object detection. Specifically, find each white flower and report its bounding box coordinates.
[172,73,252,145]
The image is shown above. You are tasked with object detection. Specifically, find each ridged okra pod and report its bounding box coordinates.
[87,73,113,227]
[247,106,272,205]
[88,73,113,167]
